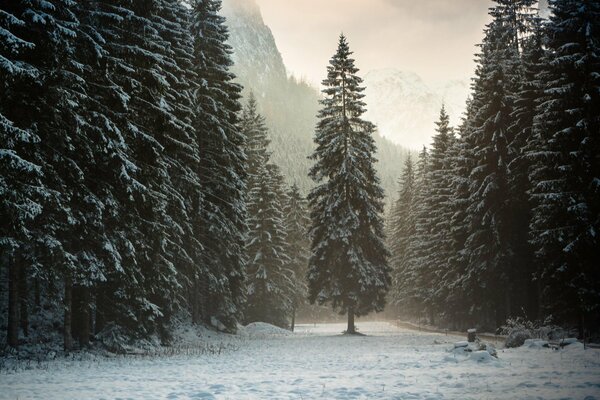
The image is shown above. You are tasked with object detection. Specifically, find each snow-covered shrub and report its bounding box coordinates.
[501,317,566,348]
[505,330,531,348]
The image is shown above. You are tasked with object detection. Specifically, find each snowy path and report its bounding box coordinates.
[1,321,600,399]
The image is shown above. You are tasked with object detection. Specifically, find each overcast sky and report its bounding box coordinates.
[254,0,496,86]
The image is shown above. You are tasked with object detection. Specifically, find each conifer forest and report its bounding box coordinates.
[0,1,599,399]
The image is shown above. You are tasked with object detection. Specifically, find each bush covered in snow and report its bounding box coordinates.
[501,317,568,348]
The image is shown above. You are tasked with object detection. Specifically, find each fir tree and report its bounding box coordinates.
[423,106,456,318]
[241,92,271,194]
[191,0,246,331]
[245,162,293,327]
[241,97,294,327]
[529,0,600,334]
[403,147,431,320]
[307,34,390,334]
[283,184,311,331]
[0,5,45,348]
[461,1,522,327]
[507,15,546,318]
[389,155,416,312]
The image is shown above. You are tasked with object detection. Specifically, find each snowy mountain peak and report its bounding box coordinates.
[363,68,469,149]
[222,0,288,89]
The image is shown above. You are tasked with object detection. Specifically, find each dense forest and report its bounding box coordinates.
[387,0,599,337]
[1,0,599,354]
[0,0,310,351]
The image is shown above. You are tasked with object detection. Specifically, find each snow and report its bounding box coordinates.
[241,322,292,337]
[1,322,599,399]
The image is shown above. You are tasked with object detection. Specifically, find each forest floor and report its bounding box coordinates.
[1,321,599,399]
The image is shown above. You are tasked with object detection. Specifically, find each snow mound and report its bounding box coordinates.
[453,341,469,348]
[450,341,497,359]
[470,350,496,363]
[524,339,549,349]
[242,322,292,336]
[560,338,578,346]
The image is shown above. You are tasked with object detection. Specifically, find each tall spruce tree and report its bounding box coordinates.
[283,184,311,331]
[404,147,431,321]
[0,0,109,350]
[529,0,600,334]
[423,106,456,318]
[507,15,546,318]
[245,162,293,327]
[191,0,246,331]
[389,155,416,313]
[307,34,390,334]
[242,98,293,327]
[461,1,522,327]
[0,4,46,348]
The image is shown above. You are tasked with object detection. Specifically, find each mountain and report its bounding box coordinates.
[363,69,470,149]
[222,0,410,203]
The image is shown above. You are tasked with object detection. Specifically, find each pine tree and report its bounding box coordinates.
[242,92,271,182]
[440,101,479,329]
[241,97,294,327]
[245,162,293,327]
[529,0,600,334]
[0,5,45,348]
[283,184,311,331]
[507,15,546,319]
[190,0,246,331]
[423,106,456,319]
[460,1,523,327]
[404,147,431,321]
[0,0,108,350]
[307,34,390,334]
[389,155,416,314]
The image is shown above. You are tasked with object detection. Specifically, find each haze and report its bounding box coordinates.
[255,0,495,87]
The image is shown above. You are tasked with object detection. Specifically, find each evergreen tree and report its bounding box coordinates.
[389,155,416,313]
[403,147,431,320]
[283,184,311,331]
[307,34,390,334]
[423,106,456,319]
[461,1,522,327]
[529,0,600,334]
[191,0,246,331]
[0,0,108,350]
[507,15,546,318]
[245,162,293,327]
[241,97,294,327]
[0,5,45,348]
[242,92,271,182]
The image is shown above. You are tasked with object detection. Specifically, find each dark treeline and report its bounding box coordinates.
[388,0,599,336]
[1,0,308,351]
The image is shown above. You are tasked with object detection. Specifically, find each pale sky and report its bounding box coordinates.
[254,0,495,86]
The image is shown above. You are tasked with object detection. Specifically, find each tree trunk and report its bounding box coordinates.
[536,280,543,321]
[7,257,20,348]
[347,307,355,334]
[94,286,105,334]
[291,305,296,332]
[79,286,90,347]
[19,263,28,337]
[34,278,40,310]
[64,278,73,351]
[192,279,200,324]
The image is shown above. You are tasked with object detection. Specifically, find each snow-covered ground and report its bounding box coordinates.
[1,321,599,399]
